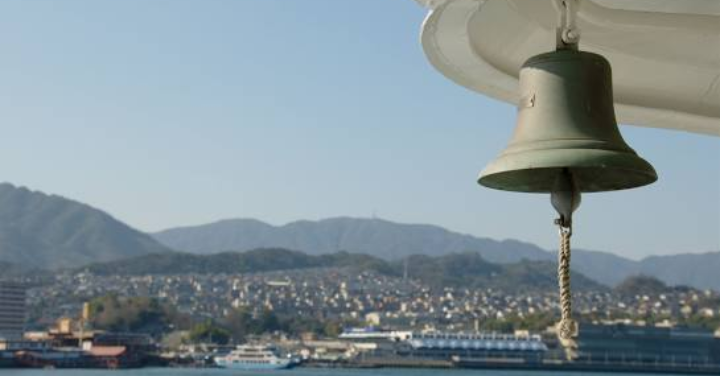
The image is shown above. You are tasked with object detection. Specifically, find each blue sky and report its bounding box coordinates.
[0,0,717,259]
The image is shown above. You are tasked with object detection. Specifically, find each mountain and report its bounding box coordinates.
[0,261,30,278]
[153,217,553,263]
[80,248,606,293]
[571,251,720,290]
[0,183,171,270]
[2,182,712,291]
[81,248,389,276]
[636,252,720,290]
[570,250,637,286]
[398,252,602,292]
[614,275,668,296]
[153,217,719,290]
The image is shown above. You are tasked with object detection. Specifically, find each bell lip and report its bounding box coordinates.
[478,167,658,193]
[477,149,658,193]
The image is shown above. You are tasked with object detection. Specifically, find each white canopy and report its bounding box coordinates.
[416,0,720,136]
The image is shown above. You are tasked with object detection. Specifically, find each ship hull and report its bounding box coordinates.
[215,359,293,370]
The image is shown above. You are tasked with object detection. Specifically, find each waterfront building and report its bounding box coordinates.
[0,281,26,340]
[400,331,547,362]
[339,327,411,342]
[574,323,720,366]
[341,328,547,364]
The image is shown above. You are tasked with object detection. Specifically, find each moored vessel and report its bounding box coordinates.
[214,345,294,370]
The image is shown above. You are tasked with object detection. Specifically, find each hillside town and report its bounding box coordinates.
[4,266,720,372]
[21,266,720,335]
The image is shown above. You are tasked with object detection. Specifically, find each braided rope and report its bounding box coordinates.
[557,226,578,340]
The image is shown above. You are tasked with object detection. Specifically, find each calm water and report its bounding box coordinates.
[0,369,693,376]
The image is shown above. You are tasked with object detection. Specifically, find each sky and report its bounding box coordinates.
[0,1,717,260]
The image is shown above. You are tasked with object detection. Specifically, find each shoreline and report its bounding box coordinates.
[325,359,720,375]
[4,360,720,375]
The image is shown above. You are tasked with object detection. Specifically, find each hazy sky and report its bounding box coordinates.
[0,1,717,259]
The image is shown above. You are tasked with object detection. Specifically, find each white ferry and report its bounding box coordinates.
[214,345,294,370]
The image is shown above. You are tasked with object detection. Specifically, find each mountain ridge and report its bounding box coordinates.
[0,181,715,291]
[0,183,171,269]
[153,217,720,290]
[154,217,553,263]
[78,248,606,293]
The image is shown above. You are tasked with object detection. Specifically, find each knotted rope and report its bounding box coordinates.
[557,225,578,340]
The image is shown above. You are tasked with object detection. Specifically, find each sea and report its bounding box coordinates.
[0,369,692,376]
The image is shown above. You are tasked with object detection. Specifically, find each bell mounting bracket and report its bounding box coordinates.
[553,0,580,50]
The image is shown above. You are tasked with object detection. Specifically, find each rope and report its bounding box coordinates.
[557,225,578,340]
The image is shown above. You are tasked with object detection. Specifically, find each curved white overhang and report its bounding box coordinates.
[417,0,720,136]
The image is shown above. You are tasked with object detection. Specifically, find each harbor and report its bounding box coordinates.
[0,0,717,375]
[5,280,720,374]
[0,369,709,376]
[4,323,720,374]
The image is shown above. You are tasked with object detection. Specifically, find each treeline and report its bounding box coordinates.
[80,248,605,293]
[88,295,357,344]
[188,308,356,345]
[82,249,391,278]
[89,295,190,335]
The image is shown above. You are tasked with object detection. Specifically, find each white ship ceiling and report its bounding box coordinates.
[416,0,720,136]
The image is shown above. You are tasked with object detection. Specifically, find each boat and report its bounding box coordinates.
[14,348,85,368]
[214,345,294,370]
[13,345,140,369]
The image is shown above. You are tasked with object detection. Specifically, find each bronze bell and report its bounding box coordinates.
[478,49,657,193]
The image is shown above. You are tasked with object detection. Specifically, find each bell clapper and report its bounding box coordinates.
[551,169,580,340]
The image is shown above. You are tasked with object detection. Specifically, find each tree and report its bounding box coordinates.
[323,321,342,337]
[188,320,230,345]
[88,294,188,336]
[257,309,282,333]
[615,275,668,296]
[224,308,254,342]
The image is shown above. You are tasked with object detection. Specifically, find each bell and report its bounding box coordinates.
[478,49,657,193]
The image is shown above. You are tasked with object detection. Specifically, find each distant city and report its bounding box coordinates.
[4,254,720,371]
[1,182,720,372]
[19,261,720,334]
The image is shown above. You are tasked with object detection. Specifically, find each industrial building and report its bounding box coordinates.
[575,323,720,367]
